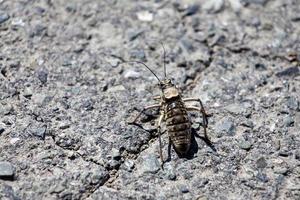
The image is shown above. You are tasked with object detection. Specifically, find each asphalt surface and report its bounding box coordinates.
[0,0,300,199]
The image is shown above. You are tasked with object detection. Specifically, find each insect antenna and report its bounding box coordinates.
[160,42,167,78]
[123,61,161,83]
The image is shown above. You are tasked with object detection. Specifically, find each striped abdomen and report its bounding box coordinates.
[165,100,191,155]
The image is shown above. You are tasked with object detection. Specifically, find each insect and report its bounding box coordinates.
[126,44,209,165]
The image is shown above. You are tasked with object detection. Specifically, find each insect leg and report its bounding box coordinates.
[157,112,164,167]
[186,106,208,140]
[128,104,161,124]
[153,95,161,101]
[167,137,172,162]
[183,98,210,124]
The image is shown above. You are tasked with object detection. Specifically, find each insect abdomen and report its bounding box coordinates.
[165,101,192,155]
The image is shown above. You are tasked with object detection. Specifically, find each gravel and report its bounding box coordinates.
[0,162,14,180]
[0,0,299,199]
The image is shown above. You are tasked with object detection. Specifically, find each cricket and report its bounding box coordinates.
[126,44,210,165]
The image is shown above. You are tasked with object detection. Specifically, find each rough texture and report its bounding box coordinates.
[0,0,300,199]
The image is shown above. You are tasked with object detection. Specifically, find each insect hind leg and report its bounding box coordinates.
[157,112,165,168]
[184,98,210,140]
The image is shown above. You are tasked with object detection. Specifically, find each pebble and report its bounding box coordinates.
[202,0,224,13]
[256,157,267,169]
[255,63,266,71]
[23,87,33,98]
[11,18,25,28]
[127,29,143,41]
[295,150,300,160]
[256,172,269,183]
[242,0,269,5]
[33,125,47,139]
[228,0,243,13]
[0,127,4,134]
[10,138,20,145]
[124,159,135,172]
[136,11,153,22]
[124,70,140,79]
[130,50,146,61]
[238,140,252,151]
[283,116,294,127]
[184,4,199,16]
[0,103,13,116]
[91,169,109,185]
[37,68,48,84]
[107,85,126,93]
[140,154,160,174]
[276,66,299,77]
[163,163,176,180]
[215,118,235,136]
[111,148,121,160]
[0,13,9,24]
[0,162,15,179]
[274,166,288,175]
[286,96,299,110]
[179,185,189,193]
[240,119,254,128]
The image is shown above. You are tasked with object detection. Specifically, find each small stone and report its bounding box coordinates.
[136,11,153,22]
[274,166,288,175]
[124,70,140,79]
[238,140,252,151]
[278,150,289,157]
[107,85,126,93]
[23,87,33,98]
[276,66,300,77]
[293,150,300,162]
[0,185,19,199]
[240,119,254,128]
[184,4,199,16]
[59,123,70,130]
[37,68,48,84]
[225,104,242,115]
[127,29,143,41]
[140,154,160,174]
[10,138,20,145]
[130,50,146,61]
[91,169,109,185]
[215,118,235,136]
[111,148,121,160]
[106,159,120,169]
[0,162,15,179]
[256,157,267,169]
[179,185,189,193]
[11,18,25,29]
[163,163,176,180]
[0,13,9,24]
[123,159,135,172]
[256,172,269,182]
[286,97,299,110]
[0,103,12,116]
[255,63,266,71]
[283,116,294,127]
[30,24,47,37]
[33,125,47,139]
[228,0,243,12]
[242,0,269,5]
[0,127,4,134]
[203,0,224,13]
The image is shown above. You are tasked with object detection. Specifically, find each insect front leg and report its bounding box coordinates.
[127,104,161,124]
[157,112,164,168]
[185,103,209,140]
